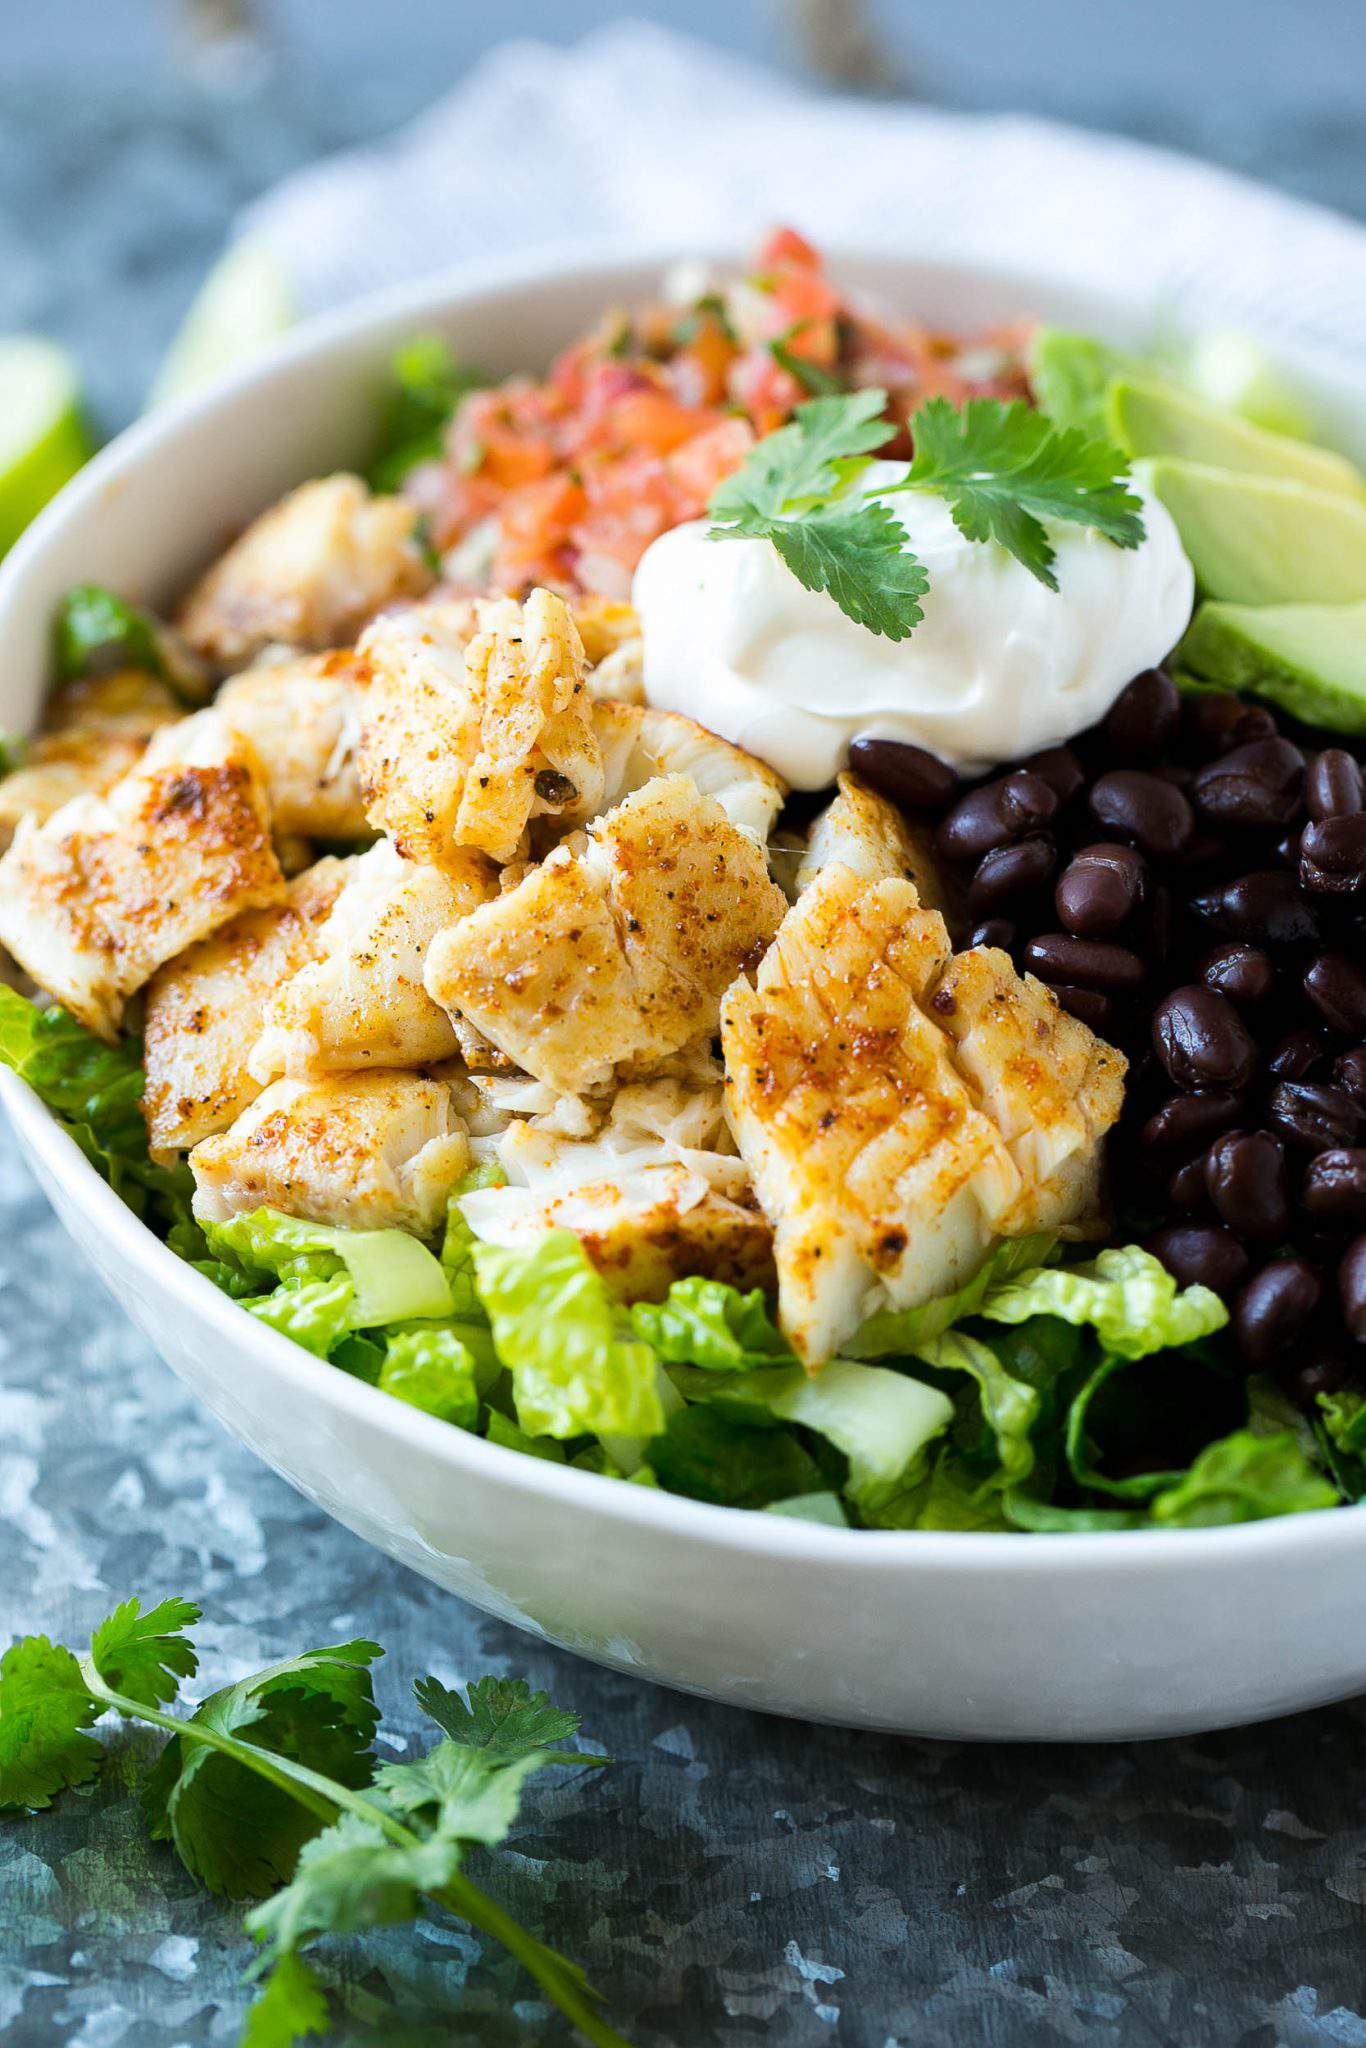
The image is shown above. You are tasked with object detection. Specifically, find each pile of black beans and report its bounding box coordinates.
[849,673,1366,1406]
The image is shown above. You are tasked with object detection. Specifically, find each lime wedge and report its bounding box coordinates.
[0,337,93,556]
[149,234,296,408]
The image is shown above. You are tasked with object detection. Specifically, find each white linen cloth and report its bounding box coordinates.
[242,20,1366,363]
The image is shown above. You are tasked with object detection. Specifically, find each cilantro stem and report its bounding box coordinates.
[77,1657,632,2048]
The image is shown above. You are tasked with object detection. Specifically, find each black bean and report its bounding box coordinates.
[1299,814,1366,895]
[1022,745,1085,805]
[1139,881,1174,961]
[1140,1090,1245,1162]
[968,918,1015,951]
[936,770,1059,862]
[1283,1354,1355,1407]
[1333,1046,1366,1105]
[1305,953,1366,1035]
[1151,986,1258,1092]
[1190,871,1321,947]
[1191,736,1304,829]
[1051,984,1115,1034]
[1306,748,1364,821]
[1103,666,1181,755]
[1340,1235,1366,1340]
[1169,1156,1213,1215]
[1153,762,1196,796]
[1182,691,1277,759]
[847,735,959,812]
[1267,1082,1364,1154]
[1022,932,1146,993]
[968,835,1056,912]
[1146,1223,1250,1296]
[1204,1131,1290,1240]
[1054,843,1144,938]
[1200,943,1274,1005]
[1234,1258,1322,1369]
[1088,770,1193,857]
[1269,1030,1327,1081]
[1303,1149,1366,1222]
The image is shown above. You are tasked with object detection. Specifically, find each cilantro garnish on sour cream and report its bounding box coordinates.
[707,388,1146,639]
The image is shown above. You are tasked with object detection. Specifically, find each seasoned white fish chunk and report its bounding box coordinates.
[358,587,603,867]
[592,703,785,842]
[0,669,182,850]
[926,946,1126,1236]
[142,857,351,1156]
[462,1121,774,1303]
[426,775,788,1095]
[0,710,284,1039]
[249,836,495,1079]
[796,771,954,919]
[572,598,640,665]
[216,650,368,839]
[721,867,1022,1366]
[176,475,433,670]
[189,1069,468,1235]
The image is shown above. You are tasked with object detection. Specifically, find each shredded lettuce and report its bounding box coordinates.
[203,1208,452,1328]
[471,1231,666,1443]
[378,1326,481,1428]
[632,1277,794,1372]
[1149,1431,1338,1527]
[979,1245,1227,1358]
[244,1274,357,1359]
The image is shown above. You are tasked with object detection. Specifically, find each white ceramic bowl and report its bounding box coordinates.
[7,245,1366,1743]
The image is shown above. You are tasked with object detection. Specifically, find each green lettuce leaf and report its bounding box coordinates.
[378,1325,480,1428]
[243,1275,357,1358]
[0,989,196,1233]
[366,335,486,493]
[53,582,164,681]
[907,1329,1040,1489]
[440,1162,504,1320]
[763,1491,849,1527]
[979,1245,1227,1359]
[845,1234,1058,1358]
[203,1208,452,1328]
[648,1404,826,1510]
[631,1276,794,1371]
[1149,1430,1338,1527]
[471,1230,665,1442]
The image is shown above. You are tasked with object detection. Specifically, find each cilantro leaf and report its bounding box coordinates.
[896,395,1145,590]
[767,337,843,397]
[710,386,891,522]
[767,499,928,639]
[89,1596,200,1709]
[414,1673,581,1761]
[373,1739,551,1846]
[366,335,486,493]
[0,1636,103,1812]
[141,1641,383,1899]
[245,1810,459,1963]
[240,1952,330,2048]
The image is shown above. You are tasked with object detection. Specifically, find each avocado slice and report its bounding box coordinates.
[1181,330,1320,442]
[1143,459,1366,606]
[1177,599,1366,735]
[1109,376,1363,498]
[1028,327,1145,436]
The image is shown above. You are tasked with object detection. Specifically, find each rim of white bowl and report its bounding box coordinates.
[5,236,1366,1571]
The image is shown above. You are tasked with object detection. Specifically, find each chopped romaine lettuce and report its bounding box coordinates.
[844,1234,1057,1358]
[978,1245,1227,1359]
[203,1208,453,1328]
[649,1405,826,1510]
[378,1325,481,1428]
[471,1231,666,1443]
[763,1491,849,1527]
[1148,1430,1337,1526]
[631,1277,794,1372]
[440,1163,504,1321]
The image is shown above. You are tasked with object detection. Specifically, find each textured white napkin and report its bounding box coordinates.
[244,18,1366,362]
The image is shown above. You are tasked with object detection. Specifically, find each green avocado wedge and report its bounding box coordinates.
[1109,376,1364,498]
[1028,327,1145,436]
[1177,598,1366,735]
[1181,329,1320,442]
[1143,459,1366,606]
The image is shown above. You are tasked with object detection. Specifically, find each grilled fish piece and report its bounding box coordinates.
[357,587,603,868]
[592,703,785,842]
[248,836,495,1080]
[189,1068,468,1235]
[0,670,182,851]
[176,474,432,670]
[215,649,368,840]
[796,770,954,918]
[141,856,351,1157]
[0,711,284,1039]
[425,774,788,1095]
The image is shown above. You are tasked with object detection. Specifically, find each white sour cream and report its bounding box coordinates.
[632,462,1194,788]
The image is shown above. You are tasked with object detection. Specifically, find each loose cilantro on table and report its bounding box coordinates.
[708,387,1145,637]
[0,1596,628,2048]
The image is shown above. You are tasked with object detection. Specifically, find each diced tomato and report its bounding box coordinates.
[729,348,804,435]
[757,226,823,270]
[666,418,755,509]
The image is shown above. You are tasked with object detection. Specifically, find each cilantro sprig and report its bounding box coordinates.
[708,387,1145,637]
[0,1596,627,2048]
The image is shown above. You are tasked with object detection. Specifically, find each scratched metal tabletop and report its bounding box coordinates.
[4,23,1366,2046]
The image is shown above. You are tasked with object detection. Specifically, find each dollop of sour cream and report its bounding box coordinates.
[632,462,1194,788]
